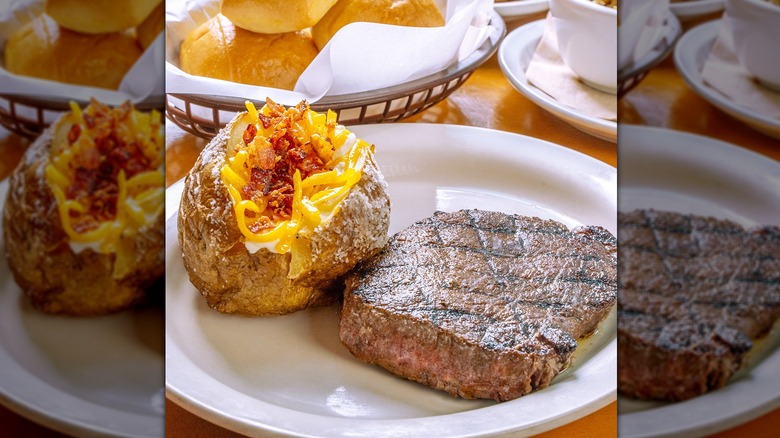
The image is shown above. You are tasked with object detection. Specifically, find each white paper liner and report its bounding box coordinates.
[526,15,616,121]
[618,0,670,71]
[165,0,494,106]
[0,0,164,105]
[701,17,780,120]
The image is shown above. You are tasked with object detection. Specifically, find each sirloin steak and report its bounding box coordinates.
[618,209,780,401]
[340,209,617,401]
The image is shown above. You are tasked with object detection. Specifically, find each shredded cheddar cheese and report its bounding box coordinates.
[221,99,372,254]
[44,100,164,278]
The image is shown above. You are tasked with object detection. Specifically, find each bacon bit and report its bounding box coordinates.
[267,189,293,215]
[264,97,287,115]
[72,217,99,234]
[255,147,275,170]
[235,98,327,219]
[270,131,296,154]
[75,146,100,170]
[83,113,95,129]
[88,98,108,112]
[67,124,81,144]
[62,99,153,228]
[287,142,324,179]
[247,216,274,233]
[106,141,150,178]
[243,124,257,145]
[66,165,119,229]
[295,100,308,116]
[66,167,94,199]
[116,101,132,121]
[94,131,117,155]
[258,113,272,129]
[89,187,118,221]
[244,167,272,198]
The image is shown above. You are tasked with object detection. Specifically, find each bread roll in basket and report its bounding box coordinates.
[4,15,142,90]
[179,14,318,90]
[220,0,339,34]
[46,0,162,34]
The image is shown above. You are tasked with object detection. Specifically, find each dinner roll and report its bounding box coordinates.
[136,1,164,49]
[179,15,318,90]
[312,0,445,50]
[221,0,338,34]
[4,15,143,90]
[46,0,162,34]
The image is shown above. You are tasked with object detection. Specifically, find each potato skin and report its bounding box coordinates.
[2,119,164,315]
[177,113,391,315]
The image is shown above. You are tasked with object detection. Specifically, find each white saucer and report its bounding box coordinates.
[670,0,724,21]
[494,0,549,19]
[498,20,617,143]
[674,20,780,140]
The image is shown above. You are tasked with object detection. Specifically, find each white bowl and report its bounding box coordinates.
[549,0,617,94]
[726,0,780,92]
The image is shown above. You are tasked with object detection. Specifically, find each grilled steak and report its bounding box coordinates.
[618,209,780,401]
[340,209,617,401]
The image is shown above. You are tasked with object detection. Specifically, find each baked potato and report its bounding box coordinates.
[177,99,391,315]
[2,99,165,315]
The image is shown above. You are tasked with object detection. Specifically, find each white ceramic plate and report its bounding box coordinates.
[494,0,549,19]
[618,125,780,438]
[0,180,165,437]
[674,20,780,140]
[166,123,617,437]
[669,0,724,21]
[497,20,617,143]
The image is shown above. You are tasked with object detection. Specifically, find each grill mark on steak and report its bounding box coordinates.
[618,209,780,401]
[340,209,617,401]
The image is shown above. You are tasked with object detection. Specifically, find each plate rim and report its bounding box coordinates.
[493,0,550,18]
[619,124,779,172]
[165,123,617,437]
[673,19,780,139]
[497,19,617,143]
[0,179,164,438]
[617,124,780,438]
[669,0,725,20]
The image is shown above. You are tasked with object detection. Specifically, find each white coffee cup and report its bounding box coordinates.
[726,0,780,91]
[549,0,617,94]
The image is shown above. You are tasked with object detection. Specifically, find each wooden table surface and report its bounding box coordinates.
[0,9,777,438]
[619,14,780,161]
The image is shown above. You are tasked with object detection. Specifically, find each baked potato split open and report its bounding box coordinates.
[178,99,391,315]
[2,99,165,315]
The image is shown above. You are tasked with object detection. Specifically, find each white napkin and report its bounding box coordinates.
[701,17,780,120]
[526,16,616,121]
[0,0,165,105]
[165,0,494,106]
[618,0,669,71]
